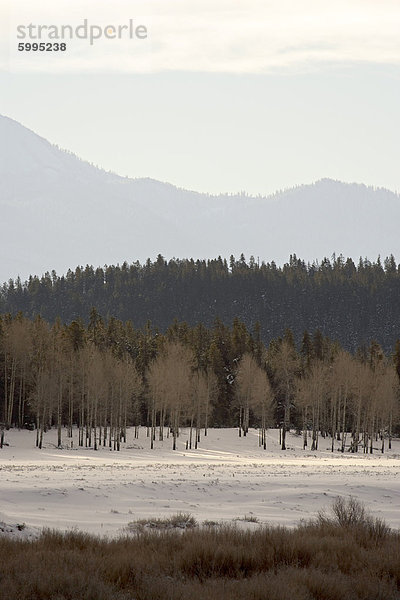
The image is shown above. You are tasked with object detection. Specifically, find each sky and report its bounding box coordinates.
[1,0,400,195]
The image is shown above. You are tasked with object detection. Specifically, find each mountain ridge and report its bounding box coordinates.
[2,113,398,199]
[1,114,399,283]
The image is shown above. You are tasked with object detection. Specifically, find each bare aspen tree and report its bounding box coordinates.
[191,370,210,448]
[379,364,399,450]
[85,345,106,450]
[103,350,120,451]
[252,367,273,449]
[204,368,217,437]
[119,356,142,444]
[34,367,54,449]
[77,347,89,447]
[64,321,86,438]
[326,365,340,452]
[30,317,51,448]
[1,316,32,431]
[65,345,76,439]
[17,321,32,430]
[236,353,256,437]
[369,361,398,454]
[188,373,198,449]
[350,362,371,453]
[186,370,210,449]
[295,377,310,450]
[3,318,31,429]
[365,369,379,454]
[165,342,193,450]
[51,324,68,448]
[268,340,300,450]
[235,354,273,447]
[147,342,193,450]
[308,362,328,451]
[147,356,167,449]
[331,350,354,453]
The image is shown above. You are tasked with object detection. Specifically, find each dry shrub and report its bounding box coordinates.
[127,512,197,533]
[0,501,399,600]
[316,496,391,545]
[331,496,367,527]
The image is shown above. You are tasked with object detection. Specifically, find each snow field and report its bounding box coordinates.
[0,427,399,538]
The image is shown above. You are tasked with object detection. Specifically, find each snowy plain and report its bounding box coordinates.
[1,427,399,539]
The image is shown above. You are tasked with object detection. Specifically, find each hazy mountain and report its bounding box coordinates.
[1,114,399,283]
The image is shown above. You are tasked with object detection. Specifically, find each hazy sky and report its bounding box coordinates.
[1,0,400,195]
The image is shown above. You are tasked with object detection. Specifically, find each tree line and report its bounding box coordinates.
[1,253,400,351]
[1,311,399,452]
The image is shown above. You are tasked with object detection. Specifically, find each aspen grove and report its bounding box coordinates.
[0,311,399,452]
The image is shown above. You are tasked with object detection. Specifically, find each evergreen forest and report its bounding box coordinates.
[2,253,400,352]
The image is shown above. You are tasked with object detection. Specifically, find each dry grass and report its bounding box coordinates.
[126,512,198,532]
[233,513,260,523]
[1,501,399,600]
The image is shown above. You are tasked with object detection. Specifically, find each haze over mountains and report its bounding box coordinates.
[1,114,399,284]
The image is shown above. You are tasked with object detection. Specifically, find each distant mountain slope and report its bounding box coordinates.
[1,114,400,283]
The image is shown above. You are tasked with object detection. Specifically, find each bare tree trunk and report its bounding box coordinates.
[68,359,74,438]
[116,384,122,452]
[262,410,267,450]
[57,382,63,448]
[172,409,178,451]
[7,357,17,429]
[36,412,40,447]
[311,406,316,451]
[196,399,201,449]
[281,420,286,450]
[150,402,155,450]
[243,405,249,436]
[370,416,374,454]
[303,406,308,450]
[341,394,347,453]
[18,369,24,429]
[146,407,150,437]
[189,415,193,449]
[103,413,107,446]
[331,393,337,453]
[123,400,127,444]
[311,399,320,451]
[159,408,165,441]
[336,393,341,441]
[39,412,44,450]
[3,353,8,429]
[110,408,114,450]
[94,397,98,451]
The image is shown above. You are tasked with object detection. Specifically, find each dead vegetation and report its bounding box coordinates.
[126,512,198,532]
[0,500,399,600]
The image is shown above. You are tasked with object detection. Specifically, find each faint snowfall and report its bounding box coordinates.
[1,114,400,283]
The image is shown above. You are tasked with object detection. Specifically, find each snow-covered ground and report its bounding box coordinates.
[1,427,399,538]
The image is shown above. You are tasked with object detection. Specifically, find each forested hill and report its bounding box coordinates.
[1,253,400,352]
